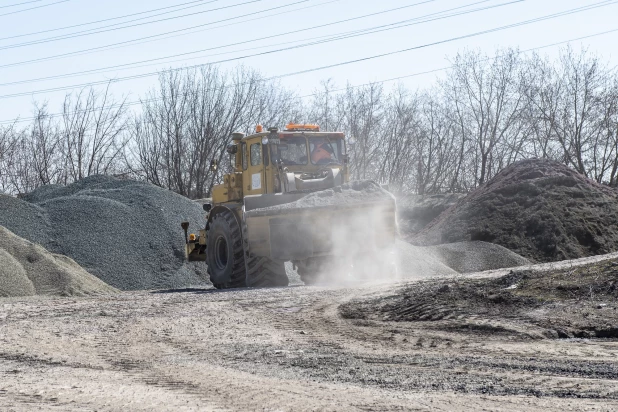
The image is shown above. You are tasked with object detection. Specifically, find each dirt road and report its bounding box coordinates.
[2,257,618,411]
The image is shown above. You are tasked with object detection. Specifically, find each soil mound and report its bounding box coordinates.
[0,226,117,297]
[397,193,464,236]
[341,257,618,339]
[412,159,618,262]
[426,241,530,273]
[0,176,209,291]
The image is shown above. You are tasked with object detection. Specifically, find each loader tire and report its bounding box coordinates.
[245,254,289,288]
[241,219,289,288]
[206,210,246,289]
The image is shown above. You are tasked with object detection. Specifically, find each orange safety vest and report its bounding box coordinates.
[311,145,331,163]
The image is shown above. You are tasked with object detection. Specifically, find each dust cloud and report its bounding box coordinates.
[304,202,455,286]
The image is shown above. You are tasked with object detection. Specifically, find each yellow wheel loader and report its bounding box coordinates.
[181,123,397,289]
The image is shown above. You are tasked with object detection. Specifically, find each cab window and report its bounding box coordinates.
[271,136,307,165]
[250,143,262,166]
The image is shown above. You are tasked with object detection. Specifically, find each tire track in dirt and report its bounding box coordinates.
[1,266,618,410]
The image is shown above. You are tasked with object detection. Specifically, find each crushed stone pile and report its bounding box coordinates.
[413,159,618,262]
[397,193,464,236]
[425,241,530,273]
[396,240,457,278]
[0,176,209,291]
[0,226,117,297]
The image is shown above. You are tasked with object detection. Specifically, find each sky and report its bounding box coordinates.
[0,0,617,125]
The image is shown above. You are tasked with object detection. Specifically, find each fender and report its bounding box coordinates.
[206,203,243,232]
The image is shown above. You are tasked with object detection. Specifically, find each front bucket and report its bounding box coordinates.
[244,199,397,261]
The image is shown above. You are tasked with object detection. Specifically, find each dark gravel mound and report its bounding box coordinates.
[412,159,618,262]
[396,193,464,236]
[0,176,209,290]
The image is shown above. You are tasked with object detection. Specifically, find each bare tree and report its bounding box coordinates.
[4,50,618,197]
[443,49,525,187]
[0,122,18,193]
[129,66,299,199]
[61,84,129,182]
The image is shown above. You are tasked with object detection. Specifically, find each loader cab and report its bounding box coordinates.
[212,124,349,205]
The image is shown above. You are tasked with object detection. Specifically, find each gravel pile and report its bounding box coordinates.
[248,180,394,214]
[0,176,209,291]
[396,240,457,278]
[397,193,464,236]
[425,241,530,273]
[0,226,117,297]
[413,159,618,262]
[0,194,51,246]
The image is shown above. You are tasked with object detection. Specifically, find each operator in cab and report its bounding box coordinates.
[311,140,337,165]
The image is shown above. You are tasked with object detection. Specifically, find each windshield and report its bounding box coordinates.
[270,136,307,165]
[309,137,342,165]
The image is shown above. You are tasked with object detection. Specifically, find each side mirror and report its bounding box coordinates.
[226,144,238,154]
[347,138,357,150]
[210,159,218,172]
[203,203,212,212]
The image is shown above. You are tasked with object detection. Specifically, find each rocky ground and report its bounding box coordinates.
[1,253,618,411]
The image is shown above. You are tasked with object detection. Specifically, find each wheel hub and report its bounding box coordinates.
[214,235,229,270]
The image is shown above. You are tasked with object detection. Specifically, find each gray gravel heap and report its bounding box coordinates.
[425,241,531,273]
[396,240,457,278]
[0,176,209,291]
[0,194,51,246]
[0,226,117,297]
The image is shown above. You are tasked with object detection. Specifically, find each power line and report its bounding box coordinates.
[265,0,618,79]
[0,0,519,96]
[301,27,618,97]
[0,0,356,50]
[0,0,69,17]
[2,25,617,126]
[0,0,442,86]
[1,0,278,51]
[0,0,43,9]
[0,0,217,42]
[2,0,433,51]
[0,0,306,68]
[0,0,604,99]
[12,0,345,69]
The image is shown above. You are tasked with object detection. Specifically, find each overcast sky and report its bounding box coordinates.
[1,0,617,124]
